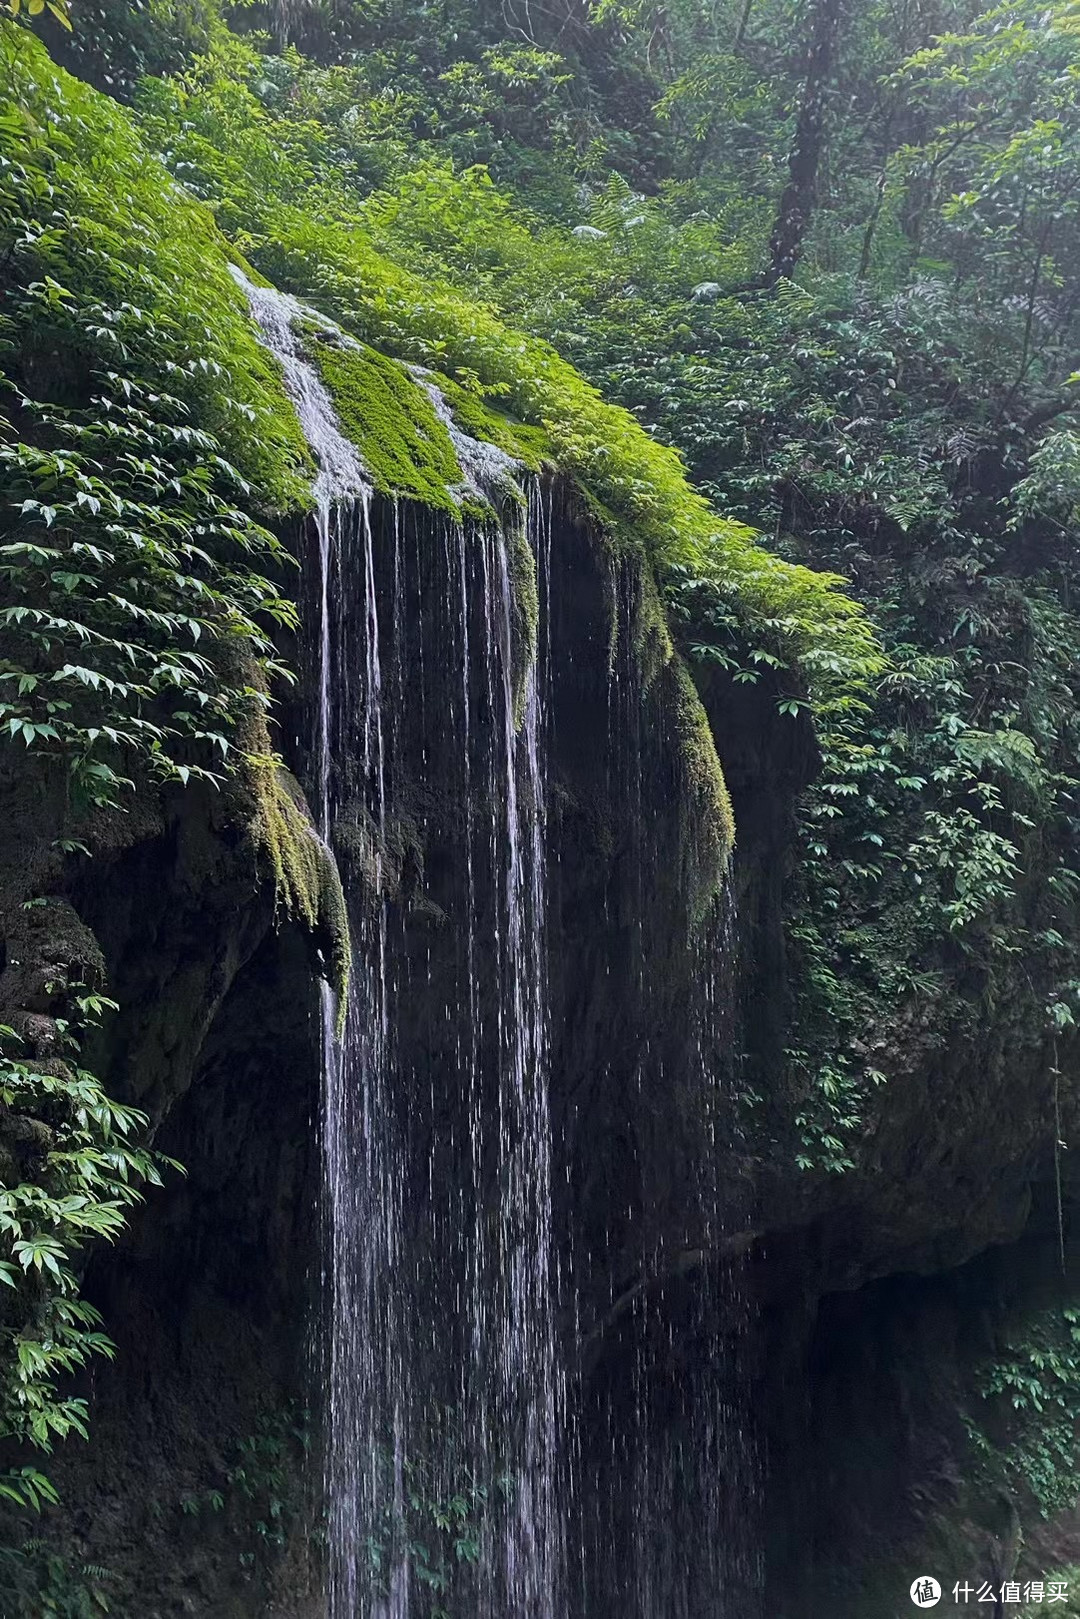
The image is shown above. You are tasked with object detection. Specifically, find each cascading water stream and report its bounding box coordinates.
[229,269,391,1614]
[486,512,561,1619]
[235,269,754,1619]
[234,265,563,1616]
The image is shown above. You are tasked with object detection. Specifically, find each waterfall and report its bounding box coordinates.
[484,500,561,1619]
[237,274,753,1619]
[235,268,563,1615]
[229,269,391,1613]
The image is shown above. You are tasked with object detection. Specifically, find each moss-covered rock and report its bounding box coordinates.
[430,373,554,474]
[310,338,465,514]
[507,513,540,730]
[586,508,737,898]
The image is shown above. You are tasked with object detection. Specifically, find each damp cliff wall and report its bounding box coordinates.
[0,474,807,1614]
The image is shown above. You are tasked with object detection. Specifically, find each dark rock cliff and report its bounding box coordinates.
[3,482,1076,1616]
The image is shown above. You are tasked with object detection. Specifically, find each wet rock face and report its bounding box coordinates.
[755,1205,1080,1619]
[31,483,779,1612]
[51,923,324,1619]
[20,483,1068,1616]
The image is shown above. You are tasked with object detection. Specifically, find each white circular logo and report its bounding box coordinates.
[910,1577,941,1608]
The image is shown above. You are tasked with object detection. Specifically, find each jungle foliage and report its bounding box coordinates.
[5,0,1080,1587]
[55,0,1080,1177]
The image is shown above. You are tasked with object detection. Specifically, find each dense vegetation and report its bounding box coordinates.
[62,0,1080,1180]
[4,0,1080,1602]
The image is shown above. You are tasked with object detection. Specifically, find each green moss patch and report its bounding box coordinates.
[311,339,465,513]
[507,518,540,728]
[432,374,553,473]
[666,656,736,903]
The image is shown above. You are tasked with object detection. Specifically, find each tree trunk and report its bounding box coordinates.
[767,0,845,284]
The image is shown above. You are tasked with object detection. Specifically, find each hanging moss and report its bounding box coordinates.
[506,515,540,730]
[634,558,735,897]
[591,520,735,906]
[630,549,677,689]
[310,338,465,513]
[245,752,351,1008]
[666,657,736,904]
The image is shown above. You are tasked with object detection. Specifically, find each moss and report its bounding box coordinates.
[629,546,677,689]
[666,656,736,905]
[507,517,540,729]
[310,338,465,513]
[245,753,351,1007]
[310,336,541,716]
[595,524,735,909]
[636,557,735,902]
[233,318,317,510]
[225,244,276,291]
[431,374,554,473]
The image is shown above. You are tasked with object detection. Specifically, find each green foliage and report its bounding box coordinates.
[7,0,70,32]
[0,1538,115,1617]
[893,0,1080,380]
[46,0,215,97]
[178,1405,310,1570]
[0,1007,178,1492]
[364,1442,505,1619]
[0,25,312,813]
[970,1307,1080,1518]
[1035,1570,1080,1616]
[0,28,349,1574]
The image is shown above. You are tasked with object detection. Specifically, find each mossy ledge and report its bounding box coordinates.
[0,25,798,920]
[431,373,554,474]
